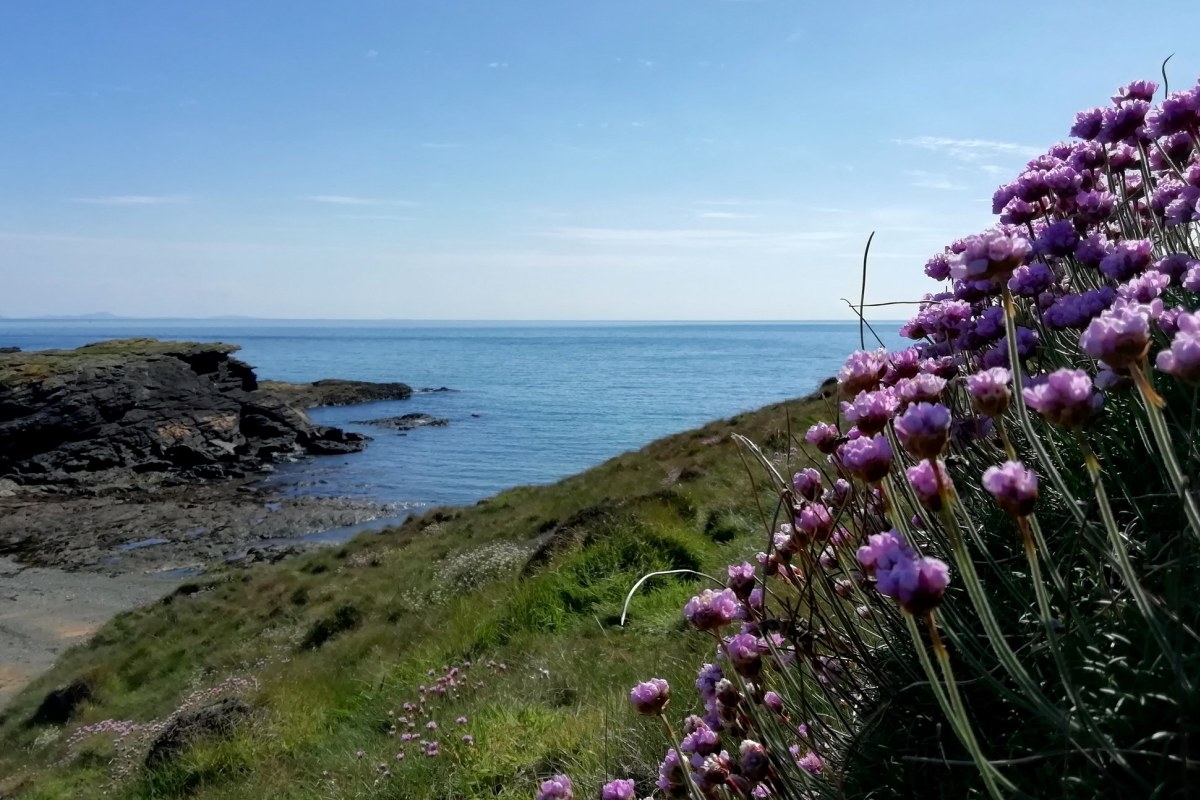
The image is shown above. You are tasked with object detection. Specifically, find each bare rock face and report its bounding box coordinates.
[0,339,388,488]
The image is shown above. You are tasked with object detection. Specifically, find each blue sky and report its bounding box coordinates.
[2,1,1198,319]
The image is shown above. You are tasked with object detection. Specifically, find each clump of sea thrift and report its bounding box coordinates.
[1157,311,1200,381]
[966,367,1012,417]
[1080,300,1153,368]
[684,589,740,631]
[894,402,952,459]
[983,461,1039,517]
[838,434,892,482]
[630,678,671,716]
[949,228,1032,281]
[1024,368,1104,427]
[838,349,889,396]
[857,530,950,615]
[601,779,636,800]
[536,775,574,800]
[608,73,1200,800]
[907,459,951,512]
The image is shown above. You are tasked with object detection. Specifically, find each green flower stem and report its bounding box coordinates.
[904,612,1013,798]
[1025,514,1070,608]
[994,415,1018,461]
[1076,434,1190,691]
[937,499,1070,729]
[881,477,914,540]
[1016,516,1128,769]
[1001,286,1087,527]
[1129,361,1200,543]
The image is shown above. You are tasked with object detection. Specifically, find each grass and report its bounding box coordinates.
[0,380,837,799]
[0,339,239,385]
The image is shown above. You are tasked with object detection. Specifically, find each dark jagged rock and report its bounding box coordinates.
[257,378,412,409]
[352,413,449,431]
[26,680,93,726]
[144,698,252,767]
[0,339,379,489]
[0,347,19,354]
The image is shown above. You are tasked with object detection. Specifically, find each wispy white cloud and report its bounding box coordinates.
[420,142,464,149]
[364,49,378,59]
[695,198,780,207]
[697,211,757,219]
[638,58,657,67]
[339,214,414,221]
[304,195,417,206]
[71,195,185,206]
[980,164,1010,177]
[305,195,372,205]
[487,61,508,68]
[894,136,1041,162]
[905,170,966,191]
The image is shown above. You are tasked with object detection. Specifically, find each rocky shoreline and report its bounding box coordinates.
[0,339,433,574]
[0,338,440,705]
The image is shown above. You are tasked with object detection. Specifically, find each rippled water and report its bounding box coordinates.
[1,320,904,510]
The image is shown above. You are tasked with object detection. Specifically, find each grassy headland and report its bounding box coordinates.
[0,381,836,799]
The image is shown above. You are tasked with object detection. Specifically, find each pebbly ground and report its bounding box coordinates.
[0,556,174,707]
[0,481,403,707]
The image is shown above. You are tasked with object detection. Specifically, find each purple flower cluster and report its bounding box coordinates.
[600,779,635,800]
[838,435,892,482]
[536,775,574,800]
[982,461,1039,517]
[949,228,1033,282]
[907,459,951,512]
[894,402,951,459]
[1080,300,1153,368]
[684,589,741,631]
[611,75,1200,800]
[841,389,899,435]
[966,367,1012,417]
[1157,310,1200,381]
[791,467,822,501]
[857,530,950,615]
[1024,369,1104,428]
[838,348,889,396]
[630,678,671,716]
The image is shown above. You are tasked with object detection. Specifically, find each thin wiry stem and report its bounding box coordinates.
[1076,434,1191,691]
[1001,286,1087,527]
[1129,362,1200,542]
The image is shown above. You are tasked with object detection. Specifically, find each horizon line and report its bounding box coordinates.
[0,315,907,325]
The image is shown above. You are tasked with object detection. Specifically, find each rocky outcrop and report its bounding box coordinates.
[0,339,382,488]
[258,379,412,409]
[144,698,252,767]
[352,413,449,431]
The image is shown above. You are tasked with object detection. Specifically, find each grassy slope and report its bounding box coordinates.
[0,383,835,799]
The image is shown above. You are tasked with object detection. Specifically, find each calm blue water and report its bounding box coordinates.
[0,320,903,511]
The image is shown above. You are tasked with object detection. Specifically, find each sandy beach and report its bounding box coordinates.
[0,556,179,708]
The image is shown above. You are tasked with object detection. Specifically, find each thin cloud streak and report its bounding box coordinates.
[697,211,758,219]
[906,170,966,191]
[304,195,417,206]
[894,136,1041,162]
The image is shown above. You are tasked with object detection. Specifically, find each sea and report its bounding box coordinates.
[0,320,905,522]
